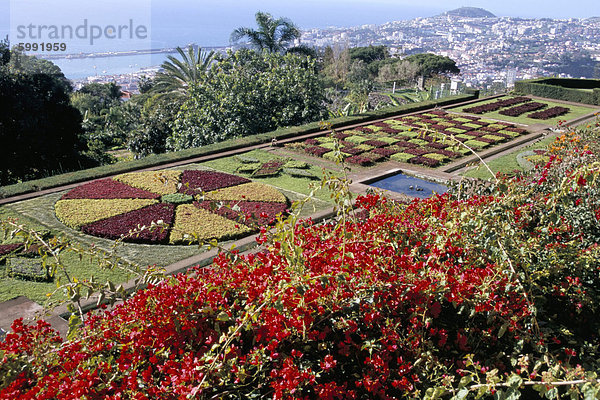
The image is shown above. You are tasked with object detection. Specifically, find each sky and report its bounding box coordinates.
[1,0,599,49]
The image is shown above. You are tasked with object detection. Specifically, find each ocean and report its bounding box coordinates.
[8,1,445,79]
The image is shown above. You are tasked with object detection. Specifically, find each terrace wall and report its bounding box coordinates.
[514,78,600,106]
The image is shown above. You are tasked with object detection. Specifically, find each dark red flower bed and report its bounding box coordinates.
[499,102,547,117]
[0,243,24,257]
[504,127,528,134]
[404,148,429,156]
[333,133,351,140]
[528,106,570,120]
[179,170,251,195]
[81,203,176,243]
[362,140,389,148]
[345,155,372,166]
[380,127,399,134]
[410,156,440,167]
[61,179,160,200]
[394,140,418,148]
[372,148,399,157]
[463,96,532,114]
[304,138,319,146]
[197,201,289,227]
[426,142,449,150]
[305,146,330,157]
[342,147,365,155]
[253,160,285,177]
[429,148,461,158]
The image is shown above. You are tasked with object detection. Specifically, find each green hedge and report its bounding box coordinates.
[0,93,476,200]
[514,78,600,105]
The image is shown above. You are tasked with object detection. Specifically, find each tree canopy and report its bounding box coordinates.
[0,69,87,185]
[168,50,326,150]
[403,53,460,77]
[230,12,301,53]
[151,46,216,98]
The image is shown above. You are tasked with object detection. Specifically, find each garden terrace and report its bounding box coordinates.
[451,95,599,126]
[3,121,600,398]
[54,170,289,245]
[284,110,529,169]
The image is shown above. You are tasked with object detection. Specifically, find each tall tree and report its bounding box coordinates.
[230,12,301,53]
[151,46,216,98]
[403,53,460,78]
[0,69,88,185]
[168,50,326,150]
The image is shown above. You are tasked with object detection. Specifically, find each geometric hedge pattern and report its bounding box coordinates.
[54,170,288,244]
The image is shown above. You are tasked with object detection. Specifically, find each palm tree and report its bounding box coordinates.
[230,11,301,53]
[151,46,215,97]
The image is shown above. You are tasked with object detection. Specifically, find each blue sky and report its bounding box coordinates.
[1,0,599,48]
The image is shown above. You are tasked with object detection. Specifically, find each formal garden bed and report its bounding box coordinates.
[284,110,529,168]
[452,95,598,125]
[54,170,289,245]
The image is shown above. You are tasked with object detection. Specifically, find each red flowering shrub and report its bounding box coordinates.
[4,121,600,400]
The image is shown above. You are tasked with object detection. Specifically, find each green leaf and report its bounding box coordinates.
[67,313,82,340]
[452,388,469,400]
[216,311,230,322]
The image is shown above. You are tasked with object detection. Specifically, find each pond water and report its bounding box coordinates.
[368,173,448,199]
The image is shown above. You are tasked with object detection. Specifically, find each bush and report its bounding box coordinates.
[4,121,600,398]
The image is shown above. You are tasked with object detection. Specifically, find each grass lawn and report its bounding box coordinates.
[450,96,599,127]
[0,206,132,304]
[200,149,338,206]
[460,134,557,180]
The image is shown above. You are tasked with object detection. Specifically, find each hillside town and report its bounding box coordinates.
[72,8,600,94]
[300,9,600,89]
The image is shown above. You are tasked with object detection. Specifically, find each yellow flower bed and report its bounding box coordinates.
[114,170,181,195]
[204,182,287,203]
[55,199,158,229]
[170,204,252,244]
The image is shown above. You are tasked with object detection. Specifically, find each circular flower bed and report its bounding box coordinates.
[54,170,288,244]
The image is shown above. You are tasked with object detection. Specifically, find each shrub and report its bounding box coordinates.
[6,257,51,282]
[390,152,416,163]
[282,168,319,180]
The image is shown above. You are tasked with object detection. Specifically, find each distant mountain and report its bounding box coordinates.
[586,16,600,22]
[440,7,496,18]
